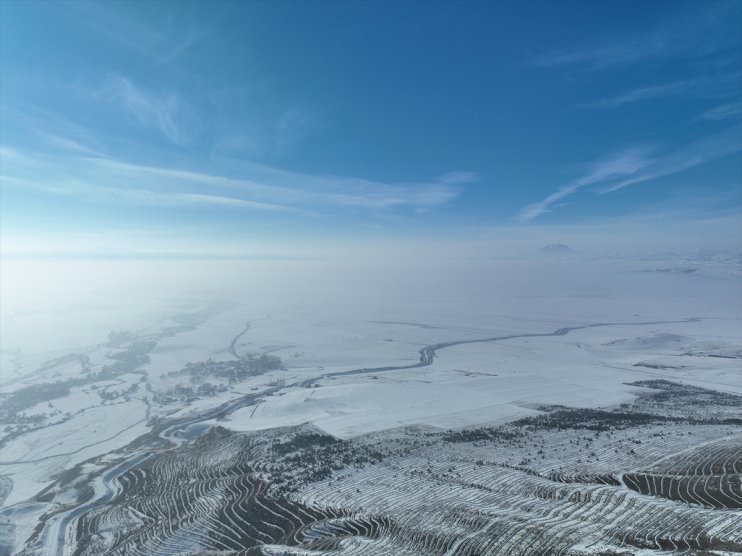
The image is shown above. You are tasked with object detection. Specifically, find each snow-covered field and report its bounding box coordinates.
[0,257,740,555]
[219,317,740,438]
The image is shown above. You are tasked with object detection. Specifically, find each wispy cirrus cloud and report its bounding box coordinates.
[518,126,742,223]
[582,82,688,108]
[79,156,468,211]
[518,148,654,223]
[102,76,199,147]
[56,1,207,66]
[34,130,106,157]
[211,105,322,159]
[701,103,742,121]
[599,126,742,193]
[580,72,742,109]
[1,139,471,215]
[1,172,311,214]
[538,37,662,70]
[539,2,740,70]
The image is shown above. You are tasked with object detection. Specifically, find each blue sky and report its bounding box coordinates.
[1,0,740,258]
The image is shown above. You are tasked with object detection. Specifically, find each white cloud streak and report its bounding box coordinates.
[104,76,199,147]
[580,71,742,109]
[538,38,662,70]
[1,172,316,215]
[538,2,741,70]
[518,126,742,223]
[701,103,742,121]
[35,131,106,157]
[58,1,207,66]
[518,147,655,222]
[97,187,313,213]
[1,143,470,215]
[584,82,688,108]
[600,126,742,193]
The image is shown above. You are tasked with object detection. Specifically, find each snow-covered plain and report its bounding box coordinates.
[0,257,740,554]
[220,318,740,439]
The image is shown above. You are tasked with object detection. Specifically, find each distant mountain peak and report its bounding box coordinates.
[538,243,575,255]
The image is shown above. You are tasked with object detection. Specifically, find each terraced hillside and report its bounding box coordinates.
[21,380,741,556]
[73,429,351,556]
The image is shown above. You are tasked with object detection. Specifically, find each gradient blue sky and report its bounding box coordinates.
[1,0,740,258]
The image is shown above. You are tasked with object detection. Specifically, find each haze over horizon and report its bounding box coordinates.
[1,0,741,260]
